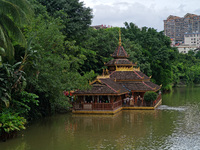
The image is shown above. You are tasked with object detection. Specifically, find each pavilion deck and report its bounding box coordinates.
[72,94,162,114]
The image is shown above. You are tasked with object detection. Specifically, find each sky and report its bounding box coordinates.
[81,0,200,31]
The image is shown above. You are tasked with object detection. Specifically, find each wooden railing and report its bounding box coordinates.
[113,100,122,109]
[73,94,161,110]
[93,103,113,110]
[73,100,122,111]
[153,94,162,106]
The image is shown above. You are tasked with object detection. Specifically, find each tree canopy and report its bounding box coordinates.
[36,0,93,42]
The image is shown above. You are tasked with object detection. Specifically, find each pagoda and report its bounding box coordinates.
[73,31,162,114]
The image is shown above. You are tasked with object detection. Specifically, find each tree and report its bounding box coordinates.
[37,0,92,42]
[123,38,152,76]
[122,22,178,91]
[0,0,32,64]
[79,27,119,73]
[22,5,96,115]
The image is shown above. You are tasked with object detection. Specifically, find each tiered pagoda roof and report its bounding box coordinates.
[74,78,128,95]
[120,81,161,92]
[110,70,150,81]
[105,58,134,66]
[74,30,161,95]
[111,46,128,58]
[105,30,136,67]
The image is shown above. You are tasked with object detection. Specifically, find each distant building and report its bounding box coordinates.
[91,24,112,30]
[176,32,200,53]
[164,13,200,45]
[176,45,197,54]
[184,33,200,47]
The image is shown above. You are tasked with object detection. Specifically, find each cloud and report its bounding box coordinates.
[194,8,200,14]
[89,0,200,31]
[92,2,165,31]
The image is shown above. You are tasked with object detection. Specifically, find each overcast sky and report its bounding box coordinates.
[81,0,200,31]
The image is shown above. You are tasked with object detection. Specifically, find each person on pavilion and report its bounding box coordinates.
[137,95,141,106]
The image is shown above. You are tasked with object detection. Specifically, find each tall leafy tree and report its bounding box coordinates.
[0,0,32,64]
[21,2,96,115]
[79,27,119,73]
[121,22,178,91]
[37,0,92,42]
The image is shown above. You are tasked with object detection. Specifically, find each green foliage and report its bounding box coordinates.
[173,51,200,85]
[0,0,32,64]
[163,84,173,92]
[123,39,152,76]
[0,111,26,133]
[144,92,158,102]
[0,62,26,109]
[22,5,96,115]
[36,0,92,42]
[1,0,95,137]
[0,61,38,136]
[80,27,119,73]
[121,23,178,91]
[195,51,200,59]
[12,91,39,116]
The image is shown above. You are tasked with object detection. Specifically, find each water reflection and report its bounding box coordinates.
[1,87,200,149]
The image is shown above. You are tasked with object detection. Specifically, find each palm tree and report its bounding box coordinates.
[0,0,32,64]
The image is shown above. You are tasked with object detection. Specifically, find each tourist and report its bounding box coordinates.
[159,90,162,95]
[137,95,141,106]
[127,96,130,105]
[130,96,134,100]
[130,96,134,106]
[123,98,126,104]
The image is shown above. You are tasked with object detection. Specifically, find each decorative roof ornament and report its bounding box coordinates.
[97,75,110,79]
[119,28,122,46]
[115,65,141,71]
[89,79,102,85]
[105,69,109,75]
[110,30,128,58]
[115,66,134,71]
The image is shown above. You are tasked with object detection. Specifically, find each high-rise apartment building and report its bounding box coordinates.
[164,13,200,44]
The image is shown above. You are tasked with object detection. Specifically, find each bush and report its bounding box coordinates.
[0,111,26,134]
[12,91,39,117]
[162,84,172,92]
[144,91,157,102]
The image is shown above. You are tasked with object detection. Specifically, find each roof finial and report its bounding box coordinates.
[119,28,122,46]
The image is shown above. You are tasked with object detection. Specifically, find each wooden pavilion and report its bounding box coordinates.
[72,31,162,114]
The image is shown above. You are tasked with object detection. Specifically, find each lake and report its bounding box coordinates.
[1,87,200,150]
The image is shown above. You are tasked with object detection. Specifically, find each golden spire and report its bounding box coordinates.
[119,28,122,46]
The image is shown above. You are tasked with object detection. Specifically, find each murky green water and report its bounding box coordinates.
[1,87,200,150]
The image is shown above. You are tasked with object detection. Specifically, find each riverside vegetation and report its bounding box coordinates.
[1,0,200,141]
